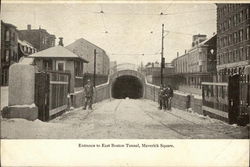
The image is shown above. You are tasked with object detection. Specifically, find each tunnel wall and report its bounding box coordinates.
[110,70,146,98]
[111,75,143,99]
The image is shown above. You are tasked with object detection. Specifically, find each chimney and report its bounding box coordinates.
[177,52,179,57]
[185,50,187,54]
[27,24,31,30]
[58,37,64,46]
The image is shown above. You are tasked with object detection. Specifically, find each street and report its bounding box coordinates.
[1,99,248,139]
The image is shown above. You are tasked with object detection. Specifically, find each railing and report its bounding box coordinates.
[202,82,229,114]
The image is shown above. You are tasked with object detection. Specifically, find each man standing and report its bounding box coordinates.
[83,79,94,110]
[158,84,167,110]
[166,85,174,110]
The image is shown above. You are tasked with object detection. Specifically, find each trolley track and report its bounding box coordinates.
[141,108,192,138]
[140,100,236,139]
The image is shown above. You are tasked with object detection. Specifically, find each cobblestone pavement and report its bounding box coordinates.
[1,99,249,139]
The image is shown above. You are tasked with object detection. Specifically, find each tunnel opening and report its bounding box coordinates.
[112,75,143,99]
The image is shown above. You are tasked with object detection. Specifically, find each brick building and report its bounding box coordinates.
[66,38,110,75]
[1,21,19,86]
[171,34,217,93]
[18,25,56,52]
[217,4,250,82]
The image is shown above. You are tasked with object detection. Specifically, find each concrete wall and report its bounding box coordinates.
[70,79,110,108]
[144,81,203,114]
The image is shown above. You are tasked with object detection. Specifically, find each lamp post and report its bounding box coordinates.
[161,24,165,85]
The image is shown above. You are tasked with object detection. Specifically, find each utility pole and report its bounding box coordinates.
[161,24,165,85]
[93,49,96,87]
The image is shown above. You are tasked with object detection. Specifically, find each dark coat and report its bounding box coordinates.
[84,83,94,97]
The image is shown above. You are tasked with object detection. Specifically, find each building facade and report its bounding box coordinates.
[171,34,217,91]
[217,4,250,82]
[1,21,19,86]
[18,25,56,52]
[66,38,110,75]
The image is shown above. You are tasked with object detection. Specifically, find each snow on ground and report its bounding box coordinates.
[1,99,248,139]
[1,86,8,110]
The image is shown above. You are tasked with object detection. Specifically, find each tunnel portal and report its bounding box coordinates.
[112,75,143,99]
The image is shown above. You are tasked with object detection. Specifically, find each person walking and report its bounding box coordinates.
[166,85,174,110]
[83,79,94,110]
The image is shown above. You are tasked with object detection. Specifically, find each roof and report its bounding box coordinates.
[18,39,35,48]
[68,38,106,52]
[28,45,88,63]
[1,20,17,28]
[19,28,56,38]
[66,38,108,61]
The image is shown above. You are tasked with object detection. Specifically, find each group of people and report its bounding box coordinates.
[158,84,173,111]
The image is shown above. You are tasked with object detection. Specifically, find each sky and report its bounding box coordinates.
[1,2,216,65]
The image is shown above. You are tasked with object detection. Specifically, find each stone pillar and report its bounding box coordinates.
[2,63,38,121]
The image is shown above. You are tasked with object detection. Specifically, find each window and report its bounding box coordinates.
[5,30,10,41]
[224,22,227,31]
[75,61,83,76]
[5,50,9,62]
[12,32,16,41]
[239,29,243,42]
[236,49,239,61]
[228,34,231,45]
[233,49,236,61]
[247,27,250,40]
[226,51,229,63]
[56,61,65,71]
[221,86,225,99]
[229,51,232,63]
[233,32,237,43]
[246,8,249,19]
[236,14,239,24]
[233,15,237,26]
[217,54,220,65]
[239,47,243,61]
[210,85,214,97]
[44,60,52,70]
[247,46,250,60]
[240,11,243,23]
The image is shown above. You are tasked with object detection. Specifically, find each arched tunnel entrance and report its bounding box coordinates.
[112,75,143,99]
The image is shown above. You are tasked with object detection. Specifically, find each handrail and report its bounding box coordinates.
[201,82,228,86]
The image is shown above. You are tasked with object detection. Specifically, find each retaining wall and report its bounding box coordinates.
[145,82,203,114]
